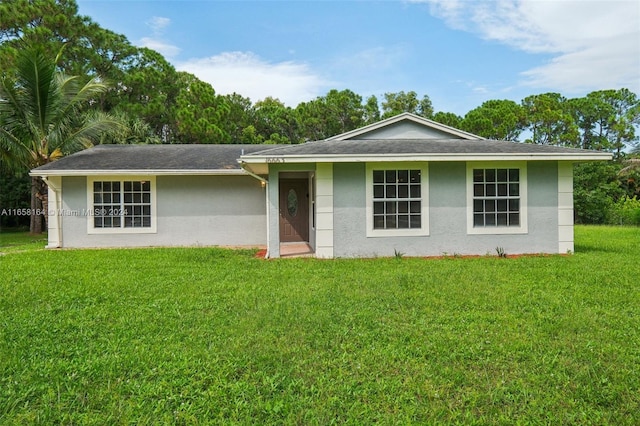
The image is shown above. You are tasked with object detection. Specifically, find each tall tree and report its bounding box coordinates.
[219,92,256,143]
[521,93,579,146]
[110,48,180,142]
[568,89,639,155]
[381,91,433,119]
[296,89,366,140]
[0,46,123,233]
[432,111,463,129]
[363,95,381,124]
[253,97,301,144]
[462,100,525,141]
[173,72,229,144]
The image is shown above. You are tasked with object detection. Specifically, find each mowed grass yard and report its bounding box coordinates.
[1,227,639,424]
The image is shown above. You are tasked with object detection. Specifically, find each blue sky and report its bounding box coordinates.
[77,0,640,116]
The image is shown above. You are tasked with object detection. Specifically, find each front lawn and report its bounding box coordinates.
[1,226,638,424]
[0,229,47,254]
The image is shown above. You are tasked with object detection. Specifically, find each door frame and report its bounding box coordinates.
[278,172,314,245]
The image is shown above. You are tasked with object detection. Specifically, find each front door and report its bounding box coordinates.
[279,179,309,242]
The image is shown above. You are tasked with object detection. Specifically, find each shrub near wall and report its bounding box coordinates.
[607,196,640,225]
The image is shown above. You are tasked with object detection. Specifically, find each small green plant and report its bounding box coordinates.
[393,248,404,259]
[495,246,506,258]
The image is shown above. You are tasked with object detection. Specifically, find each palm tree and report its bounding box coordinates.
[0,45,124,233]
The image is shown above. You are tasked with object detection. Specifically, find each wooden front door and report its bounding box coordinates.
[279,179,309,242]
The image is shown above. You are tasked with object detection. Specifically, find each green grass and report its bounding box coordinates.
[0,230,47,253]
[1,226,639,424]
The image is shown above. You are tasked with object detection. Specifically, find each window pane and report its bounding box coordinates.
[142,193,150,203]
[497,169,508,182]
[473,169,484,182]
[373,202,384,214]
[474,184,484,197]
[410,201,421,213]
[386,215,396,229]
[94,217,102,228]
[486,183,496,196]
[509,213,520,226]
[93,182,102,191]
[473,199,483,213]
[373,216,385,229]
[398,185,409,198]
[373,185,384,198]
[94,194,102,203]
[373,170,384,183]
[410,215,421,228]
[142,181,150,191]
[398,215,409,229]
[485,200,495,212]
[124,193,133,203]
[486,169,496,182]
[410,185,421,198]
[386,185,396,198]
[385,170,396,183]
[113,193,121,203]
[103,182,111,192]
[113,182,120,191]
[124,181,132,191]
[474,214,484,227]
[485,214,496,226]
[497,213,508,226]
[497,184,507,196]
[509,169,519,181]
[509,183,519,196]
[410,170,420,183]
[398,170,408,183]
[398,201,408,213]
[497,199,508,212]
[113,217,121,227]
[133,193,142,203]
[509,199,519,212]
[385,201,396,214]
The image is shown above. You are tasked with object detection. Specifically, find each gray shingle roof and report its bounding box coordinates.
[32,138,610,175]
[32,144,271,172]
[242,138,604,157]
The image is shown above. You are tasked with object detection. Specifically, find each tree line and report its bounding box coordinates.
[1,0,639,232]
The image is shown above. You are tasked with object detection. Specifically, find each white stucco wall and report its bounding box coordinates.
[332,161,560,258]
[59,175,267,248]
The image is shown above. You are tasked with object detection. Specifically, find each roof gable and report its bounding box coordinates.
[327,112,482,141]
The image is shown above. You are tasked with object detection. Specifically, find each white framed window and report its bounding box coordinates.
[467,162,527,234]
[366,163,429,237]
[87,176,157,234]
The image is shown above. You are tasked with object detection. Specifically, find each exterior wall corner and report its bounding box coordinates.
[558,162,574,253]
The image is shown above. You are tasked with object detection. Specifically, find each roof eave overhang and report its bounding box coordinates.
[29,169,248,177]
[240,153,613,164]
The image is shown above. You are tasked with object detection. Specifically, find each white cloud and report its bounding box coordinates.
[139,37,181,58]
[139,16,180,58]
[176,51,330,105]
[147,16,171,34]
[420,0,640,93]
[341,45,409,71]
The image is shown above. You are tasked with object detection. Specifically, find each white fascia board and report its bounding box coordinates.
[240,152,613,164]
[29,169,248,177]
